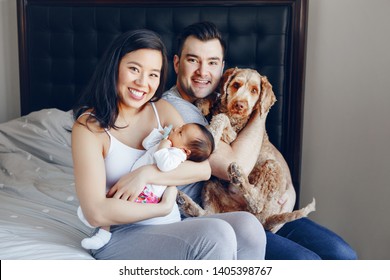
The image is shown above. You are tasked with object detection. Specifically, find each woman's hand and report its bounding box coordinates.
[106,165,151,201]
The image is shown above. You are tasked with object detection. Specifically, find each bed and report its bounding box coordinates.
[0,0,308,259]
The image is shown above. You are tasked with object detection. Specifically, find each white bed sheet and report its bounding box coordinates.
[0,109,94,259]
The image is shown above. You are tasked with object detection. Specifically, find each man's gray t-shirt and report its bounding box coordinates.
[162,86,208,126]
[162,86,209,206]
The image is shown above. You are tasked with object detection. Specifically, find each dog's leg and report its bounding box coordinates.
[202,178,247,214]
[208,114,237,146]
[176,190,207,217]
[228,162,265,214]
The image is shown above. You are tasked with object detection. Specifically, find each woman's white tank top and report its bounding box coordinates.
[105,103,163,189]
[78,103,163,190]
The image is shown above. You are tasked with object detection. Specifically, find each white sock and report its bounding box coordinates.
[81,228,112,250]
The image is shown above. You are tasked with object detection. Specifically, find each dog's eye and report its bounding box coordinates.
[232,82,241,89]
[251,88,259,94]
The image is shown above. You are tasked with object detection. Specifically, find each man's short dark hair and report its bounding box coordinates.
[176,21,226,59]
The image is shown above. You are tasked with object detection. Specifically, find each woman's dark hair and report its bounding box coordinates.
[73,29,168,129]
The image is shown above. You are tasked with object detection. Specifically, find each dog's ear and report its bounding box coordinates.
[194,96,215,117]
[220,67,238,95]
[259,76,276,116]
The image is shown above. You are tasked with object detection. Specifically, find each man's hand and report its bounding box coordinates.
[277,183,296,213]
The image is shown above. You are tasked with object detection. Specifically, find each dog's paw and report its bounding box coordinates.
[176,191,187,206]
[177,191,207,217]
[228,162,244,185]
[222,129,237,144]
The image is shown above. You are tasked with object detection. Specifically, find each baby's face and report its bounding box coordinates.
[168,124,201,149]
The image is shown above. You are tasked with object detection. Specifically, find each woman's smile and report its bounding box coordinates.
[129,88,146,100]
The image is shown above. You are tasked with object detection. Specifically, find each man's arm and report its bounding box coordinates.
[209,109,266,180]
[163,91,266,181]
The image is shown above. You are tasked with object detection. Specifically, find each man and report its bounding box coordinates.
[163,21,357,260]
[163,22,272,204]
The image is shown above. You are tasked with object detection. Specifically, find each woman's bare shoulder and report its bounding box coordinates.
[154,98,173,110]
[154,99,182,117]
[153,100,184,126]
[73,112,105,134]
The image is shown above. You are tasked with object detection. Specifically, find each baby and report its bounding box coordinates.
[77,123,215,250]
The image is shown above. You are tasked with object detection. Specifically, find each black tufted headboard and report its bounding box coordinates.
[17,0,308,206]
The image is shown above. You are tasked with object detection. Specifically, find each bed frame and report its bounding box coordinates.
[17,0,308,206]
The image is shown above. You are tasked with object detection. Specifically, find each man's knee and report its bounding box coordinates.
[323,241,358,260]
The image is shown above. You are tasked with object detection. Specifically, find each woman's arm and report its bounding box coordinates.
[209,109,267,181]
[72,121,175,227]
[107,160,211,200]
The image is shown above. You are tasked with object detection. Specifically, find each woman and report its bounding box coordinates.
[72,29,266,260]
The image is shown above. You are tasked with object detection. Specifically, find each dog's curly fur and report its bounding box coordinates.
[177,67,315,232]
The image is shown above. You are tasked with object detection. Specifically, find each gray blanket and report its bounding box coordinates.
[0,109,93,259]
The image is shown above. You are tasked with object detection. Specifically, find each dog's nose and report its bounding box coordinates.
[234,101,246,111]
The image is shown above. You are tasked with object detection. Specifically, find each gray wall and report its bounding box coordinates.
[0,0,19,122]
[302,0,390,259]
[0,0,389,259]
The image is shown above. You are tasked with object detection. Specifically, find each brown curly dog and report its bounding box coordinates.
[177,67,315,233]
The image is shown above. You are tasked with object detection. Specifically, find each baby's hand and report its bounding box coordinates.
[158,138,172,149]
